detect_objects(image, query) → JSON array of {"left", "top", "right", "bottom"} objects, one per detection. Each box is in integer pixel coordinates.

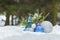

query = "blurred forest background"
[{"left": 0, "top": 0, "right": 60, "bottom": 26}]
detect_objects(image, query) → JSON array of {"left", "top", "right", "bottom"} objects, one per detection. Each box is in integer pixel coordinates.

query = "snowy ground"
[
  {"left": 0, "top": 25, "right": 59, "bottom": 40},
  {"left": 0, "top": 15, "right": 60, "bottom": 40}
]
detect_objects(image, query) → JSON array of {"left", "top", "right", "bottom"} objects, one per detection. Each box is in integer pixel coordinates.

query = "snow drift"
[{"left": 0, "top": 25, "right": 59, "bottom": 40}]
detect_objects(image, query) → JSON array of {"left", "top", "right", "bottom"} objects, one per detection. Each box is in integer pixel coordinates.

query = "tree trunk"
[
  {"left": 18, "top": 17, "right": 21, "bottom": 24},
  {"left": 5, "top": 13, "right": 10, "bottom": 26},
  {"left": 11, "top": 14, "right": 14, "bottom": 25}
]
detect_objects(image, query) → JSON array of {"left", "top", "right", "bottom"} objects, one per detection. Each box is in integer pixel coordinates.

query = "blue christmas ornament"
[
  {"left": 27, "top": 16, "right": 32, "bottom": 23},
  {"left": 24, "top": 24, "right": 31, "bottom": 31},
  {"left": 26, "top": 23, "right": 31, "bottom": 28},
  {"left": 24, "top": 16, "right": 32, "bottom": 31},
  {"left": 34, "top": 23, "right": 44, "bottom": 32}
]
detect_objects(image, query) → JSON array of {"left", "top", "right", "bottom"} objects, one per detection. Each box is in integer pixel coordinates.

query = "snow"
[
  {"left": 51, "top": 25, "right": 60, "bottom": 34},
  {"left": 0, "top": 15, "right": 60, "bottom": 40},
  {"left": 0, "top": 26, "right": 24, "bottom": 40},
  {"left": 0, "top": 25, "right": 59, "bottom": 40}
]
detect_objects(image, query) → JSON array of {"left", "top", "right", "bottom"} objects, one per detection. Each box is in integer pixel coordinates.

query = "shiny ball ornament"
[{"left": 41, "top": 21, "right": 53, "bottom": 33}]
